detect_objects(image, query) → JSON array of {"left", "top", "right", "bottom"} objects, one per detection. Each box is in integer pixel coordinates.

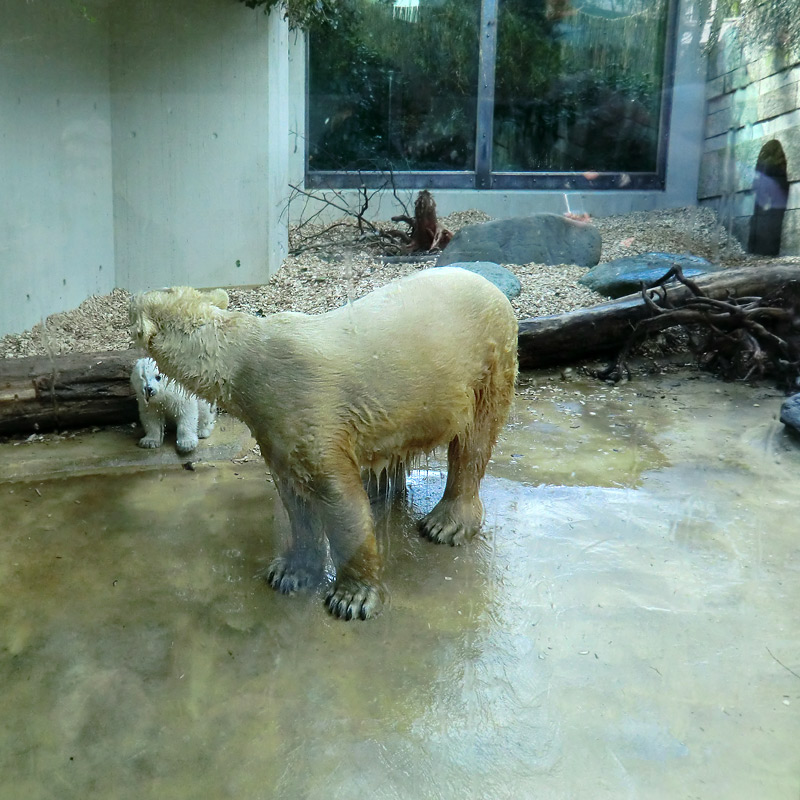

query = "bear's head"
[
  {"left": 129, "top": 286, "right": 230, "bottom": 350},
  {"left": 131, "top": 356, "right": 164, "bottom": 403},
  {"left": 129, "top": 286, "right": 231, "bottom": 404}
]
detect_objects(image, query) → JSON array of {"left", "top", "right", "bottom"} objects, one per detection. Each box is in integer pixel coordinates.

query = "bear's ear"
[
  {"left": 129, "top": 297, "right": 158, "bottom": 348},
  {"left": 131, "top": 315, "right": 157, "bottom": 349},
  {"left": 207, "top": 288, "right": 229, "bottom": 310}
]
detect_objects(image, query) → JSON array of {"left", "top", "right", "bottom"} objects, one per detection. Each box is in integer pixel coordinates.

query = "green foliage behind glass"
[
  {"left": 699, "top": 0, "right": 800, "bottom": 53},
  {"left": 239, "top": 0, "right": 339, "bottom": 30},
  {"left": 306, "top": 0, "right": 669, "bottom": 174},
  {"left": 308, "top": 0, "right": 480, "bottom": 171},
  {"left": 493, "top": 1, "right": 667, "bottom": 172}
]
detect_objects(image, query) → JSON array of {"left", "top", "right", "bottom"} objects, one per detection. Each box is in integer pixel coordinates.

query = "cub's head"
[
  {"left": 131, "top": 357, "right": 164, "bottom": 403},
  {"left": 129, "top": 286, "right": 230, "bottom": 350}
]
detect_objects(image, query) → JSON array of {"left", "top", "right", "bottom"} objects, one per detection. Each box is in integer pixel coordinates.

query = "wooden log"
[
  {"left": 2, "top": 264, "right": 799, "bottom": 434},
  {"left": 517, "top": 263, "right": 800, "bottom": 370},
  {"left": 0, "top": 350, "right": 140, "bottom": 435}
]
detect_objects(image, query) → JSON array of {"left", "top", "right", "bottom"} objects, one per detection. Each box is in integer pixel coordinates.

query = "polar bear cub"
[{"left": 131, "top": 357, "right": 217, "bottom": 452}]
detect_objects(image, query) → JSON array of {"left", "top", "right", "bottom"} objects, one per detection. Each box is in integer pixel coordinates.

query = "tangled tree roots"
[
  {"left": 595, "top": 266, "right": 800, "bottom": 389},
  {"left": 389, "top": 189, "right": 452, "bottom": 253}
]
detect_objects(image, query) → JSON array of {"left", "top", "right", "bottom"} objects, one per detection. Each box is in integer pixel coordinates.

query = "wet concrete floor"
[{"left": 1, "top": 368, "right": 799, "bottom": 799}]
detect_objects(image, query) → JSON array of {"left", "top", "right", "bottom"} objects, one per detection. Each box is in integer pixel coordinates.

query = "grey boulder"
[
  {"left": 780, "top": 393, "right": 800, "bottom": 437},
  {"left": 578, "top": 252, "right": 723, "bottom": 298},
  {"left": 437, "top": 213, "right": 602, "bottom": 268},
  {"left": 439, "top": 261, "right": 521, "bottom": 299}
]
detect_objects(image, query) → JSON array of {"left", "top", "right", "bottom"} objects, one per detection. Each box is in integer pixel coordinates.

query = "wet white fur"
[
  {"left": 131, "top": 356, "right": 217, "bottom": 453},
  {"left": 129, "top": 269, "right": 518, "bottom": 619}
]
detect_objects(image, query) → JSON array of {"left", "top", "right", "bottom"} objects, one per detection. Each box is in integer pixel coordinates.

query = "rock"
[
  {"left": 578, "top": 252, "right": 723, "bottom": 298},
  {"left": 437, "top": 213, "right": 602, "bottom": 268},
  {"left": 440, "top": 261, "right": 521, "bottom": 299},
  {"left": 779, "top": 393, "right": 800, "bottom": 436}
]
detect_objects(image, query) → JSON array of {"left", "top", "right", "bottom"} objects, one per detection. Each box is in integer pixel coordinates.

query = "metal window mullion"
[
  {"left": 475, "top": 0, "right": 498, "bottom": 190},
  {"left": 655, "top": 0, "right": 680, "bottom": 188}
]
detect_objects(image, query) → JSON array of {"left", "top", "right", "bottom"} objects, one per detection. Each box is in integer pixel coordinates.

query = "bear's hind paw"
[
  {"left": 138, "top": 436, "right": 162, "bottom": 449},
  {"left": 325, "top": 580, "right": 383, "bottom": 621},
  {"left": 261, "top": 557, "right": 321, "bottom": 595},
  {"left": 419, "top": 505, "right": 480, "bottom": 546}
]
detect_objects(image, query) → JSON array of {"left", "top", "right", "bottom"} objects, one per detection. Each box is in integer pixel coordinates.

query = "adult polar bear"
[{"left": 129, "top": 268, "right": 518, "bottom": 620}]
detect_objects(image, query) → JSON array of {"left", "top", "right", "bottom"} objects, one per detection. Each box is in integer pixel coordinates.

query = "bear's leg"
[
  {"left": 263, "top": 477, "right": 327, "bottom": 595},
  {"left": 137, "top": 397, "right": 165, "bottom": 449},
  {"left": 420, "top": 376, "right": 514, "bottom": 545},
  {"left": 418, "top": 434, "right": 487, "bottom": 545},
  {"left": 197, "top": 401, "right": 217, "bottom": 439},
  {"left": 175, "top": 401, "right": 200, "bottom": 452},
  {"left": 319, "top": 469, "right": 385, "bottom": 620}
]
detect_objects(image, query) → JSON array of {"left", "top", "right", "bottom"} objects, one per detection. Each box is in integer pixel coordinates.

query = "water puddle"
[{"left": 1, "top": 369, "right": 799, "bottom": 799}]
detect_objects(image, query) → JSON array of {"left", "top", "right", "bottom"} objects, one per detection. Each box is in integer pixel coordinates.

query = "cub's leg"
[
  {"left": 175, "top": 401, "right": 200, "bottom": 453},
  {"left": 263, "top": 476, "right": 328, "bottom": 595},
  {"left": 137, "top": 397, "right": 165, "bottom": 449},
  {"left": 197, "top": 400, "right": 217, "bottom": 439}
]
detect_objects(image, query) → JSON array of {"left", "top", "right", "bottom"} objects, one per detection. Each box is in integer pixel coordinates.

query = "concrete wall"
[
  {"left": 110, "top": 0, "right": 287, "bottom": 292},
  {"left": 0, "top": 0, "right": 116, "bottom": 338},
  {"left": 699, "top": 27, "right": 800, "bottom": 254},
  {"left": 0, "top": 0, "right": 288, "bottom": 339},
  {"left": 286, "top": 0, "right": 707, "bottom": 223}
]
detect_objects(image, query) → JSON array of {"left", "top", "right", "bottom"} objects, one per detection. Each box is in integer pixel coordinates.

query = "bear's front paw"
[
  {"left": 175, "top": 435, "right": 199, "bottom": 453},
  {"left": 197, "top": 426, "right": 214, "bottom": 439},
  {"left": 138, "top": 436, "right": 162, "bottom": 449},
  {"left": 261, "top": 556, "right": 322, "bottom": 595},
  {"left": 325, "top": 578, "right": 383, "bottom": 621}
]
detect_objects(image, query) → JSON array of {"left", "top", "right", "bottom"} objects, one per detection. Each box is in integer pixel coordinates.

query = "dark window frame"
[{"left": 305, "top": 0, "right": 679, "bottom": 192}]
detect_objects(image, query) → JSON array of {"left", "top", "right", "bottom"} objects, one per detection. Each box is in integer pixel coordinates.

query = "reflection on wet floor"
[{"left": 1, "top": 370, "right": 799, "bottom": 799}]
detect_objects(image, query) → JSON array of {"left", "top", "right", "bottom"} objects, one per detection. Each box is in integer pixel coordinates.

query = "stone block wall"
[{"left": 699, "top": 27, "right": 800, "bottom": 255}]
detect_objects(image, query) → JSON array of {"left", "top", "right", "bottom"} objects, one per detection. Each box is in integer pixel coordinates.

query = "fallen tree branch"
[
  {"left": 286, "top": 169, "right": 416, "bottom": 256},
  {"left": 5, "top": 264, "right": 800, "bottom": 436},
  {"left": 592, "top": 265, "right": 800, "bottom": 386},
  {"left": 517, "top": 263, "right": 800, "bottom": 373},
  {"left": 287, "top": 182, "right": 451, "bottom": 257}
]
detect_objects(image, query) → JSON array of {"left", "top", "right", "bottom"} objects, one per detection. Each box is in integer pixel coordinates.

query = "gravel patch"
[
  {"left": 0, "top": 206, "right": 763, "bottom": 360},
  {"left": 592, "top": 206, "right": 748, "bottom": 264},
  {"left": 0, "top": 289, "right": 134, "bottom": 360}
]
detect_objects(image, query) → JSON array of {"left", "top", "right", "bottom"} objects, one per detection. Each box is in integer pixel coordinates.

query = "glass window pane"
[
  {"left": 308, "top": 0, "right": 481, "bottom": 172},
  {"left": 493, "top": 0, "right": 669, "bottom": 173}
]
